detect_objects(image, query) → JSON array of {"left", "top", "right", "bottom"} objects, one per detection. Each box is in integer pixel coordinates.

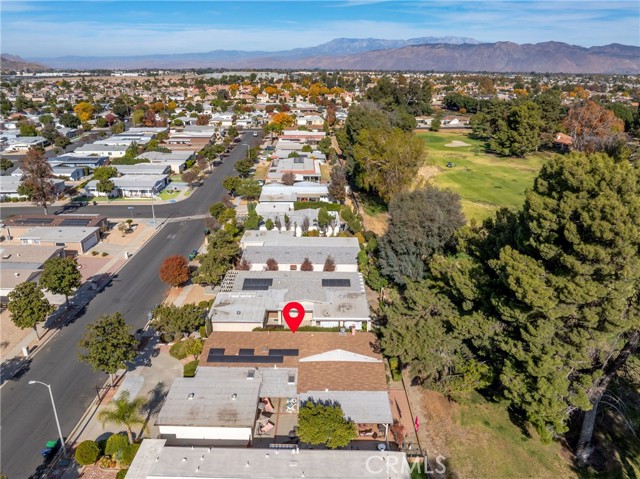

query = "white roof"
[
  {"left": 19, "top": 226, "right": 98, "bottom": 242},
  {"left": 127, "top": 440, "right": 410, "bottom": 479},
  {"left": 300, "top": 391, "right": 394, "bottom": 424},
  {"left": 156, "top": 367, "right": 260, "bottom": 428},
  {"left": 137, "top": 151, "right": 194, "bottom": 162}
]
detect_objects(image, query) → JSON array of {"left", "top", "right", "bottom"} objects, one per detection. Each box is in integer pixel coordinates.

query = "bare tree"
[
  {"left": 19, "top": 148, "right": 55, "bottom": 214},
  {"left": 281, "top": 172, "right": 296, "bottom": 186}
]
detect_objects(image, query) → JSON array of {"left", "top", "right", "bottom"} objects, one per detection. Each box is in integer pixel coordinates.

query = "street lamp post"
[
  {"left": 128, "top": 206, "right": 134, "bottom": 219},
  {"left": 242, "top": 143, "right": 250, "bottom": 159},
  {"left": 151, "top": 194, "right": 157, "bottom": 229},
  {"left": 28, "top": 381, "right": 67, "bottom": 458}
]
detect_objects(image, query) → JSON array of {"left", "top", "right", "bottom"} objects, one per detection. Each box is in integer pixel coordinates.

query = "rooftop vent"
[
  {"left": 247, "top": 370, "right": 255, "bottom": 380},
  {"left": 188, "top": 393, "right": 195, "bottom": 400},
  {"left": 231, "top": 393, "right": 238, "bottom": 400}
]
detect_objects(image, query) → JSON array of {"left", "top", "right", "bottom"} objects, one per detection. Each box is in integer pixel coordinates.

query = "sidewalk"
[
  {"left": 0, "top": 220, "right": 165, "bottom": 385},
  {"left": 57, "top": 333, "right": 183, "bottom": 479}
]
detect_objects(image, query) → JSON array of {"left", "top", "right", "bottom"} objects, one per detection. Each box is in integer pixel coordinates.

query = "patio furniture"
[
  {"left": 263, "top": 398, "right": 275, "bottom": 413},
  {"left": 259, "top": 421, "right": 275, "bottom": 435}
]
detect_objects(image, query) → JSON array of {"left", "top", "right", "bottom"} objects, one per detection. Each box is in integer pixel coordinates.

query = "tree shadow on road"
[{"left": 0, "top": 356, "right": 32, "bottom": 385}]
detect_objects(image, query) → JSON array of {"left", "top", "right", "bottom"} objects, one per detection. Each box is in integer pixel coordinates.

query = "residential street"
[
  {"left": 0, "top": 130, "right": 262, "bottom": 220},
  {"left": 0, "top": 131, "right": 262, "bottom": 479}
]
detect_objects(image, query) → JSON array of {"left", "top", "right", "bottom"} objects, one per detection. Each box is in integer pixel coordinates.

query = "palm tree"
[{"left": 97, "top": 391, "right": 146, "bottom": 443}]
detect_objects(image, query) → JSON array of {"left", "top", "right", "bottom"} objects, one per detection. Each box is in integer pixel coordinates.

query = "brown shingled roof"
[{"left": 199, "top": 331, "right": 387, "bottom": 393}]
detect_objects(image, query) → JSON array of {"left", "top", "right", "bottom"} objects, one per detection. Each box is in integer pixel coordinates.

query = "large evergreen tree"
[
  {"left": 429, "top": 152, "right": 640, "bottom": 459},
  {"left": 379, "top": 186, "right": 465, "bottom": 284}
]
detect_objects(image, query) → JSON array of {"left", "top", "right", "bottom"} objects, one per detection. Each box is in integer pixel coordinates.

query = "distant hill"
[
  {"left": 264, "top": 41, "right": 640, "bottom": 74},
  {"left": 0, "top": 54, "right": 49, "bottom": 72},
  {"left": 24, "top": 36, "right": 480, "bottom": 70},
  {"left": 15, "top": 38, "right": 640, "bottom": 73}
]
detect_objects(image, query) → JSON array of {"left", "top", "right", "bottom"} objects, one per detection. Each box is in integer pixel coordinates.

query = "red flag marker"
[
  {"left": 415, "top": 416, "right": 420, "bottom": 432},
  {"left": 283, "top": 302, "right": 305, "bottom": 333}
]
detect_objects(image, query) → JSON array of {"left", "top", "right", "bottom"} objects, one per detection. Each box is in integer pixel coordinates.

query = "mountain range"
[
  {"left": 0, "top": 54, "right": 49, "bottom": 72},
  {"left": 5, "top": 37, "right": 639, "bottom": 73}
]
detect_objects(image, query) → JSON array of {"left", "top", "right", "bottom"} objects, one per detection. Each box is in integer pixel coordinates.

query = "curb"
[{"left": 0, "top": 219, "right": 171, "bottom": 386}]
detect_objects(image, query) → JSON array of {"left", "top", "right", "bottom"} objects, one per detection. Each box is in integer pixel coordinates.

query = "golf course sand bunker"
[{"left": 444, "top": 140, "right": 471, "bottom": 147}]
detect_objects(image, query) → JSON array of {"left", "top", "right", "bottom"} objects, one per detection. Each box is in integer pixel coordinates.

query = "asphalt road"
[
  {"left": 0, "top": 131, "right": 262, "bottom": 479},
  {"left": 0, "top": 130, "right": 262, "bottom": 220}
]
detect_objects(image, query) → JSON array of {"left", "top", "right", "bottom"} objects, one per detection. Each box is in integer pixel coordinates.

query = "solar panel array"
[
  {"left": 242, "top": 278, "right": 273, "bottom": 291},
  {"left": 206, "top": 347, "right": 299, "bottom": 364},
  {"left": 60, "top": 219, "right": 91, "bottom": 226},
  {"left": 321, "top": 278, "right": 351, "bottom": 287},
  {"left": 16, "top": 218, "right": 54, "bottom": 225}
]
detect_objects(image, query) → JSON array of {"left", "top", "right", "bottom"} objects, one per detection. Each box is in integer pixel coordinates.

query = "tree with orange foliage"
[
  {"left": 159, "top": 255, "right": 190, "bottom": 287},
  {"left": 563, "top": 100, "right": 625, "bottom": 154}
]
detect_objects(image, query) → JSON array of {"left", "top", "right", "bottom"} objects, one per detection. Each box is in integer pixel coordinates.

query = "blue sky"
[{"left": 1, "top": 1, "right": 639, "bottom": 58}]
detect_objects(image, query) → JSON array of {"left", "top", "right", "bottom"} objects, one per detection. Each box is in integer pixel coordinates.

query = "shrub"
[
  {"left": 116, "top": 470, "right": 129, "bottom": 479},
  {"left": 293, "top": 201, "right": 341, "bottom": 211},
  {"left": 300, "top": 257, "right": 313, "bottom": 271},
  {"left": 389, "top": 357, "right": 402, "bottom": 382},
  {"left": 199, "top": 326, "right": 208, "bottom": 338},
  {"left": 184, "top": 360, "right": 199, "bottom": 377},
  {"left": 105, "top": 433, "right": 129, "bottom": 457},
  {"left": 97, "top": 439, "right": 108, "bottom": 454},
  {"left": 91, "top": 251, "right": 99, "bottom": 256},
  {"left": 266, "top": 258, "right": 278, "bottom": 271},
  {"left": 169, "top": 341, "right": 188, "bottom": 360},
  {"left": 120, "top": 443, "right": 140, "bottom": 467},
  {"left": 101, "top": 251, "right": 109, "bottom": 257},
  {"left": 75, "top": 440, "right": 100, "bottom": 465},
  {"left": 11, "top": 197, "right": 19, "bottom": 202}
]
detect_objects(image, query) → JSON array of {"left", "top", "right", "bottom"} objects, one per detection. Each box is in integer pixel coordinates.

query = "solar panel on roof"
[
  {"left": 242, "top": 278, "right": 273, "bottom": 291},
  {"left": 18, "top": 218, "right": 54, "bottom": 225},
  {"left": 210, "top": 348, "right": 225, "bottom": 355},
  {"left": 322, "top": 278, "right": 351, "bottom": 287},
  {"left": 268, "top": 349, "right": 299, "bottom": 357},
  {"left": 238, "top": 348, "right": 255, "bottom": 356},
  {"left": 60, "top": 219, "right": 91, "bottom": 226}
]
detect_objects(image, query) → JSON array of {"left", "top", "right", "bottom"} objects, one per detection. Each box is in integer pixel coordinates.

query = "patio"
[{"left": 253, "top": 397, "right": 300, "bottom": 447}]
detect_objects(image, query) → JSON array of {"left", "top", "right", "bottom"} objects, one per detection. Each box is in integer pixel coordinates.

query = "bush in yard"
[
  {"left": 184, "top": 360, "right": 199, "bottom": 377},
  {"left": 105, "top": 433, "right": 129, "bottom": 457},
  {"left": 120, "top": 443, "right": 140, "bottom": 467},
  {"left": 199, "top": 326, "right": 208, "bottom": 338},
  {"left": 75, "top": 440, "right": 100, "bottom": 465},
  {"left": 169, "top": 341, "right": 188, "bottom": 360},
  {"left": 116, "top": 469, "right": 129, "bottom": 479}
]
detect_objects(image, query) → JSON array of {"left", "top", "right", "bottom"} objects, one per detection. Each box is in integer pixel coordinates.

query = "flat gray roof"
[
  {"left": 300, "top": 391, "right": 393, "bottom": 424},
  {"left": 0, "top": 245, "right": 63, "bottom": 265},
  {"left": 240, "top": 230, "right": 358, "bottom": 249},
  {"left": 211, "top": 271, "right": 369, "bottom": 324},
  {"left": 75, "top": 144, "right": 128, "bottom": 152},
  {"left": 137, "top": 151, "right": 193, "bottom": 162},
  {"left": 19, "top": 226, "right": 98, "bottom": 243},
  {"left": 129, "top": 441, "right": 411, "bottom": 479},
  {"left": 114, "top": 164, "right": 171, "bottom": 175},
  {"left": 156, "top": 368, "right": 261, "bottom": 428},
  {"left": 242, "top": 245, "right": 359, "bottom": 266}
]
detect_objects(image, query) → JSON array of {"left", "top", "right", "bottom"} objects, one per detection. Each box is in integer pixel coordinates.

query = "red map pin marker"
[{"left": 282, "top": 302, "right": 305, "bottom": 333}]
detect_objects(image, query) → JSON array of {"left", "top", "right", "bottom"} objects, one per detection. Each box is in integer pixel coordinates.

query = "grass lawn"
[
  {"left": 417, "top": 130, "right": 550, "bottom": 223},
  {"left": 320, "top": 163, "right": 331, "bottom": 183},
  {"left": 434, "top": 391, "right": 576, "bottom": 479},
  {"left": 253, "top": 164, "right": 269, "bottom": 180},
  {"left": 158, "top": 189, "right": 180, "bottom": 200}
]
